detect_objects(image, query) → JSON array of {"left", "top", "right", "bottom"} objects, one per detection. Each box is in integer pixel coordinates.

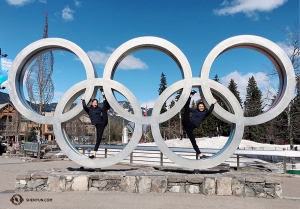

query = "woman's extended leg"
[
  {"left": 186, "top": 129, "right": 201, "bottom": 154},
  {"left": 182, "top": 97, "right": 191, "bottom": 126},
  {"left": 182, "top": 96, "right": 201, "bottom": 155},
  {"left": 93, "top": 123, "right": 105, "bottom": 152},
  {"left": 102, "top": 100, "right": 110, "bottom": 126}
]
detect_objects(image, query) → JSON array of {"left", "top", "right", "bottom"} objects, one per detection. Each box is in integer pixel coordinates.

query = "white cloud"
[
  {"left": 86, "top": 51, "right": 110, "bottom": 65},
  {"left": 39, "top": 0, "right": 47, "bottom": 3},
  {"left": 220, "top": 71, "right": 278, "bottom": 106},
  {"left": 214, "top": 0, "right": 288, "bottom": 20},
  {"left": 119, "top": 55, "right": 148, "bottom": 70},
  {"left": 6, "top": 0, "right": 33, "bottom": 6},
  {"left": 74, "top": 0, "right": 81, "bottom": 7},
  {"left": 106, "top": 46, "right": 115, "bottom": 52},
  {"left": 62, "top": 5, "right": 74, "bottom": 21},
  {"left": 86, "top": 50, "right": 148, "bottom": 70}
]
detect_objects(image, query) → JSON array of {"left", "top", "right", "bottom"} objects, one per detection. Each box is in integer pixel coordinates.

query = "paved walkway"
[{"left": 0, "top": 157, "right": 300, "bottom": 209}]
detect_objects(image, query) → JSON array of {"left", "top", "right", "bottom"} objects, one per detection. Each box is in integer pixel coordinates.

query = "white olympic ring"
[{"left": 8, "top": 35, "right": 295, "bottom": 169}]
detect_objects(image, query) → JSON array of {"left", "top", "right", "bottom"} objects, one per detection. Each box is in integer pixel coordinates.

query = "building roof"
[
  {"left": 0, "top": 103, "right": 10, "bottom": 110},
  {"left": 0, "top": 92, "right": 11, "bottom": 105}
]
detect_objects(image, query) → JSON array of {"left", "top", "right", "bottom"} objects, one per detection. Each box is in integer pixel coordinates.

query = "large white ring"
[{"left": 8, "top": 36, "right": 295, "bottom": 169}]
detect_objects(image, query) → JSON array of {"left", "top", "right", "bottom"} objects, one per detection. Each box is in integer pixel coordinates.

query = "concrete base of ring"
[{"left": 15, "top": 165, "right": 282, "bottom": 198}]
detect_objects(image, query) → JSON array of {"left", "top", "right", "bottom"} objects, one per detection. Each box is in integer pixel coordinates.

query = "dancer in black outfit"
[
  {"left": 182, "top": 90, "right": 217, "bottom": 159},
  {"left": 81, "top": 89, "right": 110, "bottom": 159}
]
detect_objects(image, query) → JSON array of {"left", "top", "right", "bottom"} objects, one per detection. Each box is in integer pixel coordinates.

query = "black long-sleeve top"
[
  {"left": 189, "top": 104, "right": 214, "bottom": 128},
  {"left": 82, "top": 100, "right": 103, "bottom": 125}
]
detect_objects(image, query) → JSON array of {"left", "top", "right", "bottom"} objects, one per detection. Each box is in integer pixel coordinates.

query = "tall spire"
[
  {"left": 43, "top": 11, "right": 48, "bottom": 38},
  {"left": 26, "top": 10, "right": 54, "bottom": 113}
]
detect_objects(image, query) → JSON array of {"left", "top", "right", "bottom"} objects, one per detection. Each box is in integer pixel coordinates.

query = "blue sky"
[{"left": 0, "top": 0, "right": 298, "bottom": 109}]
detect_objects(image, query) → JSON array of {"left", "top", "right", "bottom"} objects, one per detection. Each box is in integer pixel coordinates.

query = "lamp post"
[
  {"left": 0, "top": 48, "right": 8, "bottom": 58},
  {"left": 179, "top": 111, "right": 182, "bottom": 140}
]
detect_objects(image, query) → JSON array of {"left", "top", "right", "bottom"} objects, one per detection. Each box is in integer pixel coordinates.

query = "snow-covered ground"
[
  {"left": 139, "top": 136, "right": 298, "bottom": 151},
  {"left": 67, "top": 137, "right": 300, "bottom": 172}
]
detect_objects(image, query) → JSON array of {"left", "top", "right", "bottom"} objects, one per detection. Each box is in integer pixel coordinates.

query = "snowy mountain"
[
  {"left": 43, "top": 101, "right": 153, "bottom": 117},
  {"left": 109, "top": 101, "right": 152, "bottom": 117}
]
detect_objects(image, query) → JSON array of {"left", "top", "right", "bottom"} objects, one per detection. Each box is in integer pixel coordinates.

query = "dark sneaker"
[
  {"left": 200, "top": 154, "right": 209, "bottom": 159},
  {"left": 190, "top": 90, "right": 197, "bottom": 95},
  {"left": 100, "top": 87, "right": 105, "bottom": 96},
  {"left": 89, "top": 155, "right": 95, "bottom": 159}
]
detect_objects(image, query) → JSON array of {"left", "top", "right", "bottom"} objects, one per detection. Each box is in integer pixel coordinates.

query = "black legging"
[
  {"left": 94, "top": 100, "right": 110, "bottom": 151},
  {"left": 182, "top": 97, "right": 201, "bottom": 154}
]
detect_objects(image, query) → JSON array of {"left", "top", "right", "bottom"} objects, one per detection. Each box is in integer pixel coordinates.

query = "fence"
[{"left": 72, "top": 144, "right": 300, "bottom": 173}]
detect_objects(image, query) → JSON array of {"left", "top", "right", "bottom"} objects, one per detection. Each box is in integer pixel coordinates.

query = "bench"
[{"left": 23, "top": 142, "right": 46, "bottom": 157}]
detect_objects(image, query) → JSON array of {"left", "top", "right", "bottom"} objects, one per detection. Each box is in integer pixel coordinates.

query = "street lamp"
[
  {"left": 0, "top": 48, "right": 8, "bottom": 58},
  {"left": 179, "top": 111, "right": 182, "bottom": 140}
]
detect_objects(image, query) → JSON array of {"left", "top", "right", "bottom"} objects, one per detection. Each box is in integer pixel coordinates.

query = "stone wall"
[{"left": 15, "top": 172, "right": 282, "bottom": 198}]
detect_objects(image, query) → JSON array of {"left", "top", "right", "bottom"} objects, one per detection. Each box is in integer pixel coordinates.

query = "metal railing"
[{"left": 72, "top": 144, "right": 300, "bottom": 173}]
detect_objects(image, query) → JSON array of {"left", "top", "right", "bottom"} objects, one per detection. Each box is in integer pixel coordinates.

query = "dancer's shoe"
[
  {"left": 190, "top": 90, "right": 197, "bottom": 95},
  {"left": 200, "top": 154, "right": 209, "bottom": 159}
]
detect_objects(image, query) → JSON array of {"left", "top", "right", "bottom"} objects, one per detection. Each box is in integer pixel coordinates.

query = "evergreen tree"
[
  {"left": 214, "top": 74, "right": 220, "bottom": 83},
  {"left": 175, "top": 88, "right": 183, "bottom": 102},
  {"left": 158, "top": 73, "right": 168, "bottom": 129},
  {"left": 263, "top": 97, "right": 288, "bottom": 145},
  {"left": 244, "top": 76, "right": 263, "bottom": 117},
  {"left": 218, "top": 79, "right": 243, "bottom": 137},
  {"left": 228, "top": 79, "right": 242, "bottom": 107},
  {"left": 243, "top": 76, "right": 265, "bottom": 142},
  {"left": 158, "top": 72, "right": 168, "bottom": 114},
  {"left": 27, "top": 128, "right": 36, "bottom": 142}
]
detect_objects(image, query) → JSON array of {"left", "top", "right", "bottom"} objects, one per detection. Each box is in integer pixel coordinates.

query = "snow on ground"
[
  {"left": 72, "top": 137, "right": 299, "bottom": 172},
  {"left": 139, "top": 136, "right": 298, "bottom": 151}
]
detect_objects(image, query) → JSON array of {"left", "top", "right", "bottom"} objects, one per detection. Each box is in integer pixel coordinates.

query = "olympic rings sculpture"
[{"left": 8, "top": 35, "right": 295, "bottom": 169}]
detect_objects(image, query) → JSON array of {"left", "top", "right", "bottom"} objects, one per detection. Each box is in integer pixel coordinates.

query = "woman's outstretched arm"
[
  {"left": 81, "top": 96, "right": 89, "bottom": 113},
  {"left": 206, "top": 99, "right": 217, "bottom": 116}
]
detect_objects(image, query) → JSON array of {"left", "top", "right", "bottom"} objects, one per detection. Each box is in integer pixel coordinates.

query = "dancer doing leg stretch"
[
  {"left": 81, "top": 88, "right": 110, "bottom": 159},
  {"left": 182, "top": 90, "right": 217, "bottom": 159}
]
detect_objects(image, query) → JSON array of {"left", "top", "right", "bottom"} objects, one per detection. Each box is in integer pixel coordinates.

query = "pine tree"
[
  {"left": 175, "top": 88, "right": 183, "bottom": 102},
  {"left": 219, "top": 79, "right": 243, "bottom": 137},
  {"left": 158, "top": 73, "right": 168, "bottom": 114},
  {"left": 158, "top": 72, "right": 167, "bottom": 94},
  {"left": 228, "top": 79, "right": 242, "bottom": 107},
  {"left": 158, "top": 73, "right": 168, "bottom": 129},
  {"left": 264, "top": 98, "right": 288, "bottom": 145},
  {"left": 243, "top": 76, "right": 265, "bottom": 142},
  {"left": 214, "top": 74, "right": 220, "bottom": 83},
  {"left": 244, "top": 76, "right": 262, "bottom": 117},
  {"left": 27, "top": 128, "right": 36, "bottom": 142}
]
